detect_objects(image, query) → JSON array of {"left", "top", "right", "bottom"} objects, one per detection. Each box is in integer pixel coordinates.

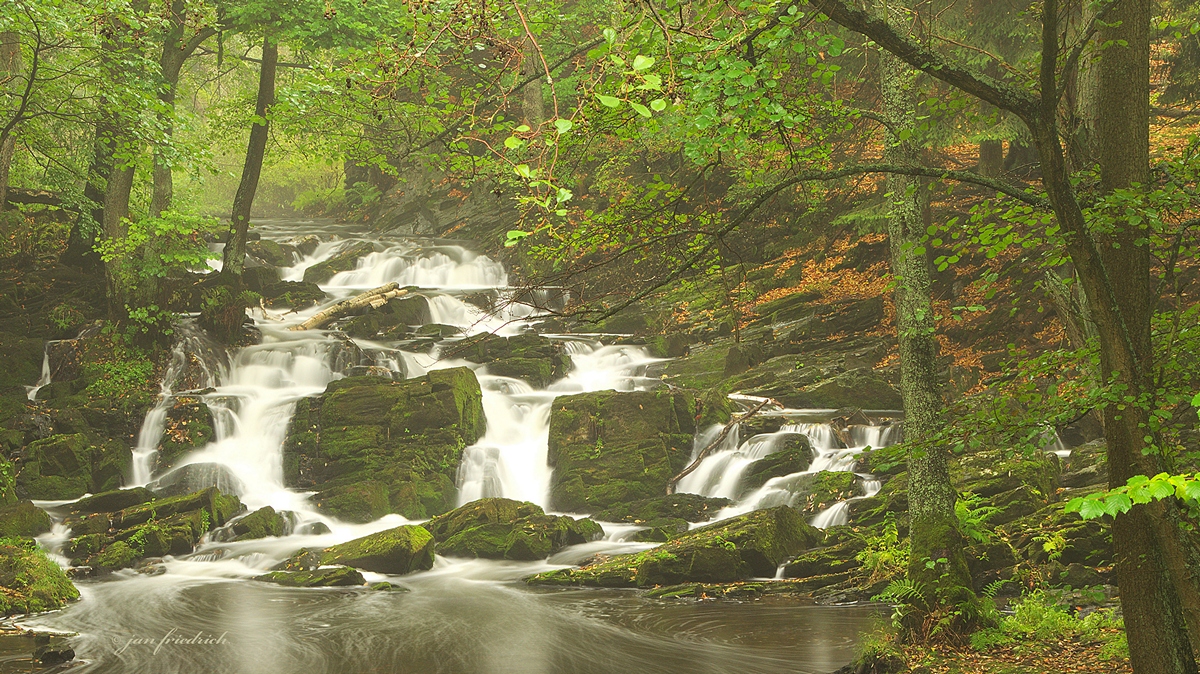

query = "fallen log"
[
  {"left": 666, "top": 398, "right": 774, "bottom": 495},
  {"left": 4, "top": 187, "right": 69, "bottom": 208},
  {"left": 289, "top": 282, "right": 407, "bottom": 331}
]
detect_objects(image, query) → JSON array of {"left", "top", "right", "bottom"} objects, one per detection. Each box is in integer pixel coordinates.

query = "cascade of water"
[
  {"left": 130, "top": 320, "right": 226, "bottom": 486},
  {"left": 457, "top": 340, "right": 658, "bottom": 509},
  {"left": 327, "top": 244, "right": 508, "bottom": 290},
  {"left": 24, "top": 342, "right": 54, "bottom": 401}
]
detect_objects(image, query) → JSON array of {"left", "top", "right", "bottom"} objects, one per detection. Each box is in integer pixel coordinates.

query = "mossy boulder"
[
  {"left": 69, "top": 487, "right": 156, "bottom": 515},
  {"left": 546, "top": 389, "right": 697, "bottom": 512},
  {"left": 154, "top": 397, "right": 215, "bottom": 472},
  {"left": 230, "top": 506, "right": 291, "bottom": 541},
  {"left": 424, "top": 498, "right": 603, "bottom": 560},
  {"left": 1059, "top": 439, "right": 1108, "bottom": 488},
  {"left": 591, "top": 493, "right": 732, "bottom": 524},
  {"left": 0, "top": 500, "right": 52, "bottom": 537},
  {"left": 0, "top": 457, "right": 16, "bottom": 505},
  {"left": 528, "top": 505, "right": 821, "bottom": 587},
  {"left": 1002, "top": 501, "right": 1112, "bottom": 567},
  {"left": 0, "top": 331, "right": 46, "bottom": 393},
  {"left": 795, "top": 471, "right": 859, "bottom": 515},
  {"left": 738, "top": 434, "right": 814, "bottom": 496},
  {"left": 0, "top": 537, "right": 79, "bottom": 615},
  {"left": 254, "top": 566, "right": 365, "bottom": 587},
  {"left": 70, "top": 488, "right": 243, "bottom": 572},
  {"left": 781, "top": 538, "right": 864, "bottom": 579},
  {"left": 342, "top": 295, "right": 430, "bottom": 340},
  {"left": 303, "top": 241, "right": 375, "bottom": 284},
  {"left": 16, "top": 433, "right": 131, "bottom": 500},
  {"left": 261, "top": 281, "right": 327, "bottom": 309},
  {"left": 280, "top": 525, "right": 435, "bottom": 575},
  {"left": 953, "top": 449, "right": 1060, "bottom": 499},
  {"left": 453, "top": 333, "right": 572, "bottom": 388},
  {"left": 246, "top": 240, "right": 300, "bottom": 267},
  {"left": 283, "top": 368, "right": 485, "bottom": 520}
]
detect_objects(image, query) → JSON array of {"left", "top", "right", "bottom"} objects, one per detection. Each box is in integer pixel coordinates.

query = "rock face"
[
  {"left": 62, "top": 487, "right": 243, "bottom": 573},
  {"left": 423, "top": 498, "right": 603, "bottom": 561},
  {"left": 303, "top": 242, "right": 375, "bottom": 284},
  {"left": 737, "top": 434, "right": 814, "bottom": 496},
  {"left": 153, "top": 397, "right": 215, "bottom": 472},
  {"left": 254, "top": 566, "right": 365, "bottom": 587},
  {"left": 0, "top": 538, "right": 80, "bottom": 615},
  {"left": 529, "top": 506, "right": 822, "bottom": 587},
  {"left": 547, "top": 390, "right": 697, "bottom": 512},
  {"left": 0, "top": 500, "right": 52, "bottom": 537},
  {"left": 15, "top": 433, "right": 130, "bottom": 500},
  {"left": 280, "top": 525, "right": 435, "bottom": 575},
  {"left": 452, "top": 334, "right": 572, "bottom": 388},
  {"left": 283, "top": 368, "right": 486, "bottom": 520}
]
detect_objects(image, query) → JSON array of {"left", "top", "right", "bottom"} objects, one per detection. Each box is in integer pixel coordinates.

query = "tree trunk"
[
  {"left": 1093, "top": 0, "right": 1200, "bottom": 666},
  {"left": 61, "top": 125, "right": 113, "bottom": 269},
  {"left": 220, "top": 37, "right": 277, "bottom": 282},
  {"left": 977, "top": 140, "right": 1003, "bottom": 177},
  {"left": 102, "top": 160, "right": 135, "bottom": 317},
  {"left": 879, "top": 25, "right": 973, "bottom": 620},
  {"left": 0, "top": 32, "right": 21, "bottom": 211},
  {"left": 521, "top": 35, "right": 545, "bottom": 126}
]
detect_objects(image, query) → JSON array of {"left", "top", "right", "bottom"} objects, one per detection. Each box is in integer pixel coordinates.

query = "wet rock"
[
  {"left": 342, "top": 295, "right": 430, "bottom": 340},
  {"left": 528, "top": 505, "right": 822, "bottom": 587},
  {"left": 846, "top": 473, "right": 907, "bottom": 528},
  {"left": 15, "top": 433, "right": 130, "bottom": 500},
  {"left": 782, "top": 538, "right": 864, "bottom": 579},
  {"left": 254, "top": 566, "right": 366, "bottom": 587},
  {"left": 283, "top": 367, "right": 485, "bottom": 520},
  {"left": 0, "top": 500, "right": 52, "bottom": 538},
  {"left": 1059, "top": 439, "right": 1107, "bottom": 488},
  {"left": 154, "top": 397, "right": 215, "bottom": 472},
  {"left": 246, "top": 240, "right": 300, "bottom": 268},
  {"left": 148, "top": 463, "right": 246, "bottom": 498},
  {"left": 1002, "top": 500, "right": 1112, "bottom": 568},
  {"left": 303, "top": 241, "right": 376, "bottom": 284},
  {"left": 591, "top": 494, "right": 733, "bottom": 524},
  {"left": 69, "top": 487, "right": 156, "bottom": 515},
  {"left": 628, "top": 517, "right": 690, "bottom": 542},
  {"left": 34, "top": 643, "right": 76, "bottom": 665},
  {"left": 281, "top": 525, "right": 435, "bottom": 575},
  {"left": 424, "top": 498, "right": 603, "bottom": 560},
  {"left": 261, "top": 280, "right": 327, "bottom": 309},
  {"left": 0, "top": 538, "right": 79, "bottom": 615},
  {"left": 953, "top": 449, "right": 1060, "bottom": 498},
  {"left": 286, "top": 235, "right": 320, "bottom": 257},
  {"left": 242, "top": 263, "right": 280, "bottom": 293},
  {"left": 452, "top": 333, "right": 572, "bottom": 388},
  {"left": 0, "top": 331, "right": 45, "bottom": 393},
  {"left": 738, "top": 434, "right": 814, "bottom": 496},
  {"left": 546, "top": 390, "right": 696, "bottom": 512},
  {"left": 230, "top": 506, "right": 292, "bottom": 541},
  {"left": 113, "top": 486, "right": 242, "bottom": 530}
]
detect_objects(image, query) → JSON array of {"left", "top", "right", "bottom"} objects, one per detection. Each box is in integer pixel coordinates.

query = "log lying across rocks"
[
  {"left": 290, "top": 282, "right": 408, "bottom": 331},
  {"left": 666, "top": 398, "right": 774, "bottom": 495}
]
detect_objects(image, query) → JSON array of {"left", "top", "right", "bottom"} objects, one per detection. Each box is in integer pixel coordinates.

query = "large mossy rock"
[
  {"left": 280, "top": 525, "right": 435, "bottom": 575},
  {"left": 342, "top": 295, "right": 430, "bottom": 341},
  {"left": 153, "top": 397, "right": 215, "bottom": 472},
  {"left": 64, "top": 487, "right": 243, "bottom": 573},
  {"left": 229, "top": 506, "right": 292, "bottom": 541},
  {"left": 547, "top": 389, "right": 697, "bottom": 512},
  {"left": 0, "top": 537, "right": 79, "bottom": 615},
  {"left": 254, "top": 566, "right": 365, "bottom": 587},
  {"left": 69, "top": 487, "right": 156, "bottom": 515},
  {"left": 423, "top": 498, "right": 602, "bottom": 561},
  {"left": 303, "top": 241, "right": 375, "bottom": 284},
  {"left": 284, "top": 368, "right": 485, "bottom": 521},
  {"left": 528, "top": 505, "right": 822, "bottom": 587},
  {"left": 246, "top": 240, "right": 300, "bottom": 268},
  {"left": 453, "top": 333, "right": 572, "bottom": 388},
  {"left": 953, "top": 449, "right": 1060, "bottom": 499},
  {"left": 0, "top": 500, "right": 52, "bottom": 537},
  {"left": 738, "top": 434, "right": 814, "bottom": 496},
  {"left": 15, "top": 433, "right": 130, "bottom": 500},
  {"left": 591, "top": 493, "right": 732, "bottom": 524}
]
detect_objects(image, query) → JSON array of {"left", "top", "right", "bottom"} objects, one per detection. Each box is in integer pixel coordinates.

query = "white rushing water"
[{"left": 678, "top": 415, "right": 901, "bottom": 528}]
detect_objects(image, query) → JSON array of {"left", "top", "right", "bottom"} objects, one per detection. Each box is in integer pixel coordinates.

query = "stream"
[{"left": 21, "top": 220, "right": 894, "bottom": 674}]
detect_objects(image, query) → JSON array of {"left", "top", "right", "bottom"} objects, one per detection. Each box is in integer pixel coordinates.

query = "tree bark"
[
  {"left": 521, "top": 35, "right": 545, "bottom": 126},
  {"left": 220, "top": 37, "right": 277, "bottom": 282},
  {"left": 977, "top": 140, "right": 1003, "bottom": 177},
  {"left": 102, "top": 160, "right": 135, "bottom": 317},
  {"left": 0, "top": 32, "right": 21, "bottom": 211},
  {"left": 877, "top": 5, "right": 973, "bottom": 620}
]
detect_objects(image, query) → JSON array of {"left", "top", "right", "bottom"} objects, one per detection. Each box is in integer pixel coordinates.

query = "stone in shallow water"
[
  {"left": 148, "top": 463, "right": 246, "bottom": 499},
  {"left": 278, "top": 525, "right": 435, "bottom": 575},
  {"left": 424, "top": 497, "right": 603, "bottom": 561},
  {"left": 254, "top": 566, "right": 365, "bottom": 587},
  {"left": 68, "top": 487, "right": 156, "bottom": 515}
]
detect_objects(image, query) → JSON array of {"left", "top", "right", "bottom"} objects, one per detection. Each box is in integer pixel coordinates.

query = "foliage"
[
  {"left": 969, "top": 591, "right": 1128, "bottom": 661},
  {"left": 856, "top": 513, "right": 909, "bottom": 583},
  {"left": 955, "top": 492, "right": 1000, "bottom": 544}
]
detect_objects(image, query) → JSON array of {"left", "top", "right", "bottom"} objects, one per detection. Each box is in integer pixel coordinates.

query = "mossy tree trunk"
[
  {"left": 0, "top": 32, "right": 19, "bottom": 212},
  {"left": 877, "top": 10, "right": 974, "bottom": 625},
  {"left": 220, "top": 36, "right": 277, "bottom": 283},
  {"left": 1092, "top": 0, "right": 1200, "bottom": 667}
]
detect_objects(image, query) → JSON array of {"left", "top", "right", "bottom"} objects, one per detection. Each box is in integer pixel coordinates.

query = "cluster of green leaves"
[
  {"left": 856, "top": 513, "right": 910, "bottom": 583},
  {"left": 970, "top": 590, "right": 1127, "bottom": 660}
]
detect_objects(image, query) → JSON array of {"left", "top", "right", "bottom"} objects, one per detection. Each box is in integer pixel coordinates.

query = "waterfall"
[
  {"left": 24, "top": 342, "right": 53, "bottom": 401},
  {"left": 457, "top": 340, "right": 658, "bottom": 509}
]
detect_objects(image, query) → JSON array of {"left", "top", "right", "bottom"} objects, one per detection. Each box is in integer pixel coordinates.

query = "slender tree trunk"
[
  {"left": 102, "top": 159, "right": 135, "bottom": 317},
  {"left": 0, "top": 32, "right": 21, "bottom": 211},
  {"left": 221, "top": 37, "right": 277, "bottom": 282},
  {"left": 878, "top": 16, "right": 973, "bottom": 622},
  {"left": 521, "top": 35, "right": 545, "bottom": 126},
  {"left": 61, "top": 125, "right": 112, "bottom": 269}
]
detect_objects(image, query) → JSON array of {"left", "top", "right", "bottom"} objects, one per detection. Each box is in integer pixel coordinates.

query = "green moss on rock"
[
  {"left": 303, "top": 241, "right": 375, "bottom": 284},
  {"left": 231, "top": 506, "right": 291, "bottom": 541},
  {"left": 738, "top": 434, "right": 814, "bottom": 496},
  {"left": 0, "top": 500, "right": 52, "bottom": 537},
  {"left": 528, "top": 505, "right": 821, "bottom": 587},
  {"left": 284, "top": 368, "right": 485, "bottom": 519},
  {"left": 425, "top": 498, "right": 603, "bottom": 561},
  {"left": 281, "top": 525, "right": 435, "bottom": 575},
  {"left": 591, "top": 493, "right": 732, "bottom": 524},
  {"left": 254, "top": 566, "right": 365, "bottom": 587},
  {"left": 547, "top": 389, "right": 697, "bottom": 512},
  {"left": 0, "top": 537, "right": 79, "bottom": 615}
]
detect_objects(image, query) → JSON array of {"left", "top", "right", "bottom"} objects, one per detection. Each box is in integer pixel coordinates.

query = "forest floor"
[{"left": 899, "top": 643, "right": 1131, "bottom": 674}]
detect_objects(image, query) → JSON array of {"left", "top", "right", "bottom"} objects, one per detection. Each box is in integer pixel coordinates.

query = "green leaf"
[
  {"left": 630, "top": 102, "right": 652, "bottom": 118},
  {"left": 514, "top": 164, "right": 533, "bottom": 179},
  {"left": 553, "top": 118, "right": 573, "bottom": 134},
  {"left": 597, "top": 94, "right": 621, "bottom": 108},
  {"left": 632, "top": 54, "right": 655, "bottom": 71},
  {"left": 650, "top": 98, "right": 667, "bottom": 112},
  {"left": 603, "top": 27, "right": 617, "bottom": 44},
  {"left": 503, "top": 136, "right": 523, "bottom": 150},
  {"left": 504, "top": 230, "right": 529, "bottom": 247},
  {"left": 513, "top": 124, "right": 531, "bottom": 133}
]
